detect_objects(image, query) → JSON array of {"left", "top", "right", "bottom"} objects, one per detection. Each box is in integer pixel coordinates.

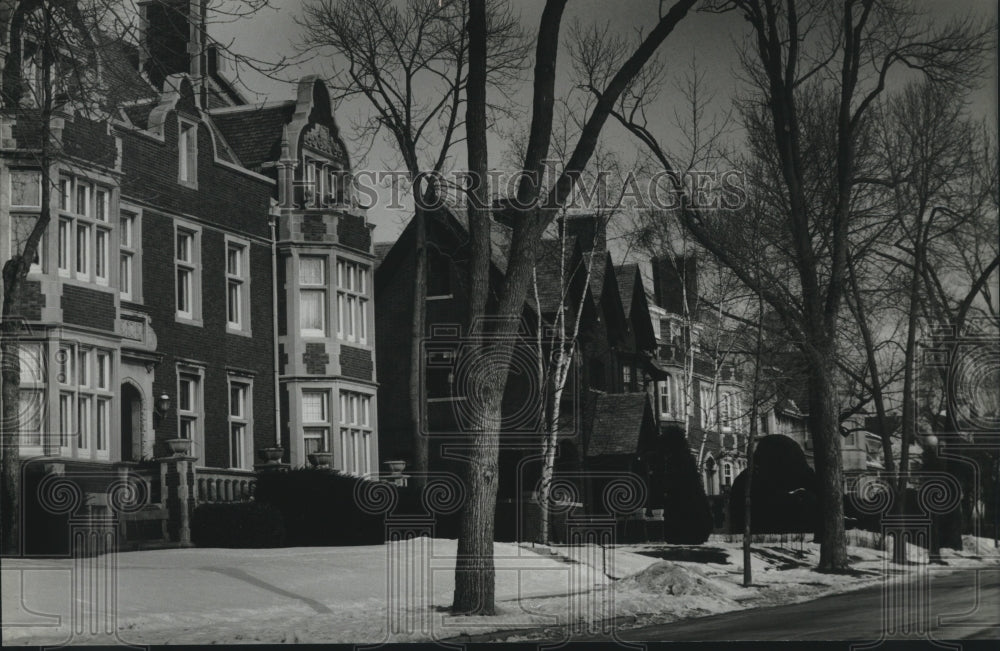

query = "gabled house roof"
[
  {"left": 615, "top": 263, "right": 657, "bottom": 352},
  {"left": 210, "top": 102, "right": 296, "bottom": 171},
  {"left": 586, "top": 392, "right": 656, "bottom": 457}
]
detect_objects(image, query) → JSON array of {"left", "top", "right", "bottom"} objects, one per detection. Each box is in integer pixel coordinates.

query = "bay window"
[{"left": 299, "top": 256, "right": 327, "bottom": 337}]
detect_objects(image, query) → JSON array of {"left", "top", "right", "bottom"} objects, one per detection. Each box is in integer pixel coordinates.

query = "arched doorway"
[{"left": 121, "top": 382, "right": 143, "bottom": 462}]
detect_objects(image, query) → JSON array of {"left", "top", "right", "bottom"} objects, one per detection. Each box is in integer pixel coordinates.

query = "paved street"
[{"left": 459, "top": 568, "right": 1000, "bottom": 643}]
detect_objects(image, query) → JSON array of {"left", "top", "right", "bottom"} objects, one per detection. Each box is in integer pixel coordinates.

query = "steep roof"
[
  {"left": 534, "top": 236, "right": 592, "bottom": 315},
  {"left": 210, "top": 102, "right": 296, "bottom": 170},
  {"left": 374, "top": 242, "right": 394, "bottom": 269},
  {"left": 615, "top": 263, "right": 639, "bottom": 318},
  {"left": 586, "top": 392, "right": 654, "bottom": 457}
]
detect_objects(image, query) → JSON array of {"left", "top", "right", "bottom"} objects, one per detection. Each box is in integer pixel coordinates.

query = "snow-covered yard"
[{"left": 3, "top": 534, "right": 998, "bottom": 645}]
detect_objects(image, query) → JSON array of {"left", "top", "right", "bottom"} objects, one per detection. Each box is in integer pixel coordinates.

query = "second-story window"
[
  {"left": 302, "top": 390, "right": 330, "bottom": 455},
  {"left": 226, "top": 239, "right": 250, "bottom": 333},
  {"left": 119, "top": 209, "right": 140, "bottom": 302},
  {"left": 299, "top": 256, "right": 327, "bottom": 337},
  {"left": 58, "top": 175, "right": 114, "bottom": 286},
  {"left": 174, "top": 224, "right": 201, "bottom": 323},
  {"left": 337, "top": 259, "right": 368, "bottom": 344},
  {"left": 658, "top": 375, "right": 675, "bottom": 418},
  {"left": 228, "top": 379, "right": 252, "bottom": 469},
  {"left": 178, "top": 120, "right": 198, "bottom": 185},
  {"left": 622, "top": 364, "right": 632, "bottom": 390}
]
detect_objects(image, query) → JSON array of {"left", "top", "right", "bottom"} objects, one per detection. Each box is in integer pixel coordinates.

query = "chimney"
[
  {"left": 558, "top": 214, "right": 606, "bottom": 252},
  {"left": 139, "top": 0, "right": 205, "bottom": 90},
  {"left": 651, "top": 254, "right": 698, "bottom": 317}
]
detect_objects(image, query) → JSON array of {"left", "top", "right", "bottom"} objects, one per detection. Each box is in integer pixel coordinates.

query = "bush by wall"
[
  {"left": 191, "top": 502, "right": 285, "bottom": 548},
  {"left": 253, "top": 468, "right": 463, "bottom": 546},
  {"left": 729, "top": 434, "right": 819, "bottom": 534},
  {"left": 659, "top": 427, "right": 714, "bottom": 544}
]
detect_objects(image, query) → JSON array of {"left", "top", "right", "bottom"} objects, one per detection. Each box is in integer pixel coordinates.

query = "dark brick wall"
[
  {"left": 337, "top": 214, "right": 371, "bottom": 253},
  {"left": 61, "top": 285, "right": 115, "bottom": 331},
  {"left": 302, "top": 214, "right": 327, "bottom": 241},
  {"left": 339, "top": 345, "right": 373, "bottom": 381},
  {"left": 119, "top": 111, "right": 273, "bottom": 238},
  {"left": 63, "top": 116, "right": 117, "bottom": 168},
  {"left": 10, "top": 113, "right": 116, "bottom": 167},
  {"left": 10, "top": 281, "right": 43, "bottom": 320},
  {"left": 304, "top": 343, "right": 329, "bottom": 374},
  {"left": 142, "top": 208, "right": 276, "bottom": 467}
]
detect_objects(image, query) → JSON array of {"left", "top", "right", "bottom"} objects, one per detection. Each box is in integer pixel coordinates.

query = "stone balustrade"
[{"left": 195, "top": 468, "right": 256, "bottom": 504}]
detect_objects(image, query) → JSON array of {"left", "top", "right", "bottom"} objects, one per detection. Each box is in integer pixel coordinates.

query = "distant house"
[{"left": 374, "top": 211, "right": 662, "bottom": 520}]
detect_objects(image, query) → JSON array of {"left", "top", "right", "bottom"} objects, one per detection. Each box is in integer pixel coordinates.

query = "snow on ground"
[{"left": 3, "top": 534, "right": 998, "bottom": 645}]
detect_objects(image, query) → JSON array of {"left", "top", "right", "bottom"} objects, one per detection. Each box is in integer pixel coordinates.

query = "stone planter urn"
[
  {"left": 383, "top": 459, "right": 406, "bottom": 474},
  {"left": 308, "top": 451, "right": 333, "bottom": 468},
  {"left": 166, "top": 438, "right": 192, "bottom": 457},
  {"left": 258, "top": 447, "right": 284, "bottom": 463}
]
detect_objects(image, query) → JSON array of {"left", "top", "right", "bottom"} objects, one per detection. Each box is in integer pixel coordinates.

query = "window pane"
[
  {"left": 59, "top": 393, "right": 73, "bottom": 448},
  {"left": 96, "top": 352, "right": 109, "bottom": 390},
  {"left": 230, "top": 424, "right": 245, "bottom": 468},
  {"left": 120, "top": 254, "right": 132, "bottom": 297},
  {"left": 58, "top": 219, "right": 70, "bottom": 270},
  {"left": 95, "top": 189, "right": 108, "bottom": 221},
  {"left": 11, "top": 170, "right": 41, "bottom": 206},
  {"left": 179, "top": 377, "right": 192, "bottom": 411},
  {"left": 177, "top": 268, "right": 190, "bottom": 312},
  {"left": 230, "top": 384, "right": 245, "bottom": 418},
  {"left": 78, "top": 350, "right": 89, "bottom": 386},
  {"left": 300, "top": 257, "right": 325, "bottom": 286},
  {"left": 304, "top": 428, "right": 328, "bottom": 454},
  {"left": 95, "top": 229, "right": 108, "bottom": 280},
  {"left": 228, "top": 281, "right": 241, "bottom": 325},
  {"left": 302, "top": 391, "right": 327, "bottom": 422},
  {"left": 176, "top": 231, "right": 190, "bottom": 262},
  {"left": 300, "top": 289, "right": 324, "bottom": 333},
  {"left": 120, "top": 213, "right": 133, "bottom": 247},
  {"left": 78, "top": 397, "right": 90, "bottom": 448},
  {"left": 59, "top": 178, "right": 72, "bottom": 211},
  {"left": 97, "top": 399, "right": 108, "bottom": 450},
  {"left": 227, "top": 245, "right": 241, "bottom": 276},
  {"left": 75, "top": 224, "right": 89, "bottom": 274},
  {"left": 76, "top": 184, "right": 89, "bottom": 216}
]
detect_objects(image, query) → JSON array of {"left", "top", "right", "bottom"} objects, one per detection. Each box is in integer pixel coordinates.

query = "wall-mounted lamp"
[{"left": 154, "top": 393, "right": 172, "bottom": 419}]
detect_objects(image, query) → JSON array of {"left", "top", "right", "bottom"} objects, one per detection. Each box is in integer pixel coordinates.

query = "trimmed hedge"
[
  {"left": 191, "top": 502, "right": 285, "bottom": 548},
  {"left": 253, "top": 468, "right": 462, "bottom": 546},
  {"left": 729, "top": 434, "right": 819, "bottom": 534},
  {"left": 658, "top": 428, "right": 714, "bottom": 544}
]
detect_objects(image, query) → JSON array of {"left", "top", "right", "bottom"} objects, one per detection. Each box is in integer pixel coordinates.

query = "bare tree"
[
  {"left": 595, "top": 0, "right": 992, "bottom": 571},
  {"left": 455, "top": 0, "right": 699, "bottom": 614},
  {"left": 297, "top": 0, "right": 525, "bottom": 484}
]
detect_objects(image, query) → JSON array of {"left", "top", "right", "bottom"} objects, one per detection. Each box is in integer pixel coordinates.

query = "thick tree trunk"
[
  {"left": 1, "top": 260, "right": 28, "bottom": 556},
  {"left": 452, "top": 377, "right": 502, "bottom": 615},
  {"left": 453, "top": 0, "right": 497, "bottom": 615},
  {"left": 809, "top": 356, "right": 850, "bottom": 571}
]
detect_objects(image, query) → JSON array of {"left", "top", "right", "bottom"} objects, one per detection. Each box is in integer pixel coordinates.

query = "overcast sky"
[{"left": 211, "top": 0, "right": 998, "bottom": 245}]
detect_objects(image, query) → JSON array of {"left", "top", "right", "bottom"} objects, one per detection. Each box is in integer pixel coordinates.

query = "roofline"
[{"left": 207, "top": 100, "right": 297, "bottom": 115}]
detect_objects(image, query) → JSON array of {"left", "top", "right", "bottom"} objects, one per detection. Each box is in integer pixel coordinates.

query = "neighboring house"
[
  {"left": 374, "top": 210, "right": 662, "bottom": 517},
  {"left": 1, "top": 0, "right": 378, "bottom": 547},
  {"left": 644, "top": 255, "right": 753, "bottom": 497}
]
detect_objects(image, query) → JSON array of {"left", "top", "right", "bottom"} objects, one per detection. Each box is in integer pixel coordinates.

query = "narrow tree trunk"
[
  {"left": 1, "top": 260, "right": 28, "bottom": 556},
  {"left": 743, "top": 296, "right": 764, "bottom": 587},
  {"left": 409, "top": 201, "right": 429, "bottom": 486}
]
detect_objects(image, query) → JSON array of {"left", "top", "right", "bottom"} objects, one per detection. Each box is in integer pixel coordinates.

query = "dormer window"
[{"left": 178, "top": 119, "right": 198, "bottom": 186}]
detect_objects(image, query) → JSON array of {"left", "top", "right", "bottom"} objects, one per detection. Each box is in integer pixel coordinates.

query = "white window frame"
[
  {"left": 58, "top": 217, "right": 71, "bottom": 276},
  {"left": 338, "top": 389, "right": 373, "bottom": 476},
  {"left": 228, "top": 377, "right": 253, "bottom": 469},
  {"left": 225, "top": 236, "right": 251, "bottom": 335},
  {"left": 337, "top": 259, "right": 369, "bottom": 344},
  {"left": 75, "top": 221, "right": 90, "bottom": 280},
  {"left": 176, "top": 365, "right": 205, "bottom": 464},
  {"left": 302, "top": 389, "right": 331, "bottom": 457},
  {"left": 94, "top": 226, "right": 110, "bottom": 285},
  {"left": 178, "top": 118, "right": 198, "bottom": 187},
  {"left": 299, "top": 255, "right": 327, "bottom": 338},
  {"left": 174, "top": 222, "right": 202, "bottom": 325},
  {"left": 9, "top": 169, "right": 41, "bottom": 208},
  {"left": 119, "top": 207, "right": 141, "bottom": 302}
]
